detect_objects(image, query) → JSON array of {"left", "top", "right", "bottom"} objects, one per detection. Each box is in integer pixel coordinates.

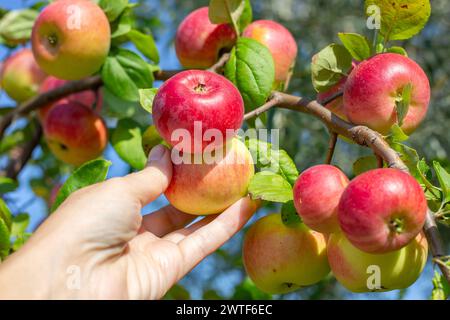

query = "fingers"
[
  {"left": 120, "top": 145, "right": 172, "bottom": 206},
  {"left": 163, "top": 215, "right": 216, "bottom": 243},
  {"left": 177, "top": 197, "right": 258, "bottom": 275},
  {"left": 141, "top": 205, "right": 197, "bottom": 237}
]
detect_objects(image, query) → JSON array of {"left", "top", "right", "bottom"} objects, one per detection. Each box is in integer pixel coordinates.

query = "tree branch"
[
  {"left": 207, "top": 53, "right": 231, "bottom": 73},
  {"left": 244, "top": 91, "right": 450, "bottom": 284}
]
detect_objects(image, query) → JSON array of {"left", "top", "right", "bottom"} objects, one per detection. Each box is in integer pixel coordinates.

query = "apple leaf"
[
  {"left": 139, "top": 88, "right": 158, "bottom": 114},
  {"left": 0, "top": 218, "right": 10, "bottom": 261},
  {"left": 102, "top": 49, "right": 154, "bottom": 102},
  {"left": 433, "top": 161, "right": 450, "bottom": 205},
  {"left": 365, "top": 0, "right": 431, "bottom": 41},
  {"left": 248, "top": 171, "right": 293, "bottom": 203},
  {"left": 390, "top": 142, "right": 420, "bottom": 179},
  {"left": 12, "top": 232, "right": 31, "bottom": 252},
  {"left": 338, "top": 33, "right": 372, "bottom": 61},
  {"left": 431, "top": 271, "right": 450, "bottom": 300},
  {"left": 209, "top": 0, "right": 245, "bottom": 33},
  {"left": 0, "top": 121, "right": 35, "bottom": 154},
  {"left": 0, "top": 177, "right": 18, "bottom": 194},
  {"left": 281, "top": 201, "right": 302, "bottom": 227},
  {"left": 395, "top": 83, "right": 412, "bottom": 127},
  {"left": 0, "top": 9, "right": 38, "bottom": 44},
  {"left": 311, "top": 44, "right": 353, "bottom": 93},
  {"left": 388, "top": 124, "right": 409, "bottom": 143},
  {"left": 142, "top": 125, "right": 165, "bottom": 156},
  {"left": 51, "top": 159, "right": 112, "bottom": 213},
  {"left": 103, "top": 88, "right": 138, "bottom": 119},
  {"left": 352, "top": 156, "right": 379, "bottom": 176},
  {"left": 110, "top": 8, "right": 133, "bottom": 39},
  {"left": 127, "top": 29, "right": 160, "bottom": 64},
  {"left": 416, "top": 159, "right": 441, "bottom": 202},
  {"left": 10, "top": 213, "right": 29, "bottom": 238},
  {"left": 386, "top": 46, "right": 408, "bottom": 56},
  {"left": 0, "top": 198, "right": 12, "bottom": 232},
  {"left": 238, "top": 0, "right": 253, "bottom": 32},
  {"left": 224, "top": 38, "right": 275, "bottom": 112},
  {"left": 99, "top": 0, "right": 129, "bottom": 22},
  {"left": 112, "top": 119, "right": 147, "bottom": 170}
]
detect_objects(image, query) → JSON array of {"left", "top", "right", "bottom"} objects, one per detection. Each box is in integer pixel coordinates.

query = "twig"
[
  {"left": 244, "top": 91, "right": 450, "bottom": 285},
  {"left": 318, "top": 90, "right": 344, "bottom": 106},
  {"left": 325, "top": 132, "right": 338, "bottom": 164},
  {"left": 1, "top": 120, "right": 42, "bottom": 180},
  {"left": 207, "top": 53, "right": 231, "bottom": 73}
]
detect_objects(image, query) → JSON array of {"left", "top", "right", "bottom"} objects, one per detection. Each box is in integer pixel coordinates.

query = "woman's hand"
[{"left": 0, "top": 145, "right": 258, "bottom": 299}]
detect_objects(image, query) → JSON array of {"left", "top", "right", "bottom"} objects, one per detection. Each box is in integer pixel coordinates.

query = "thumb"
[{"left": 121, "top": 144, "right": 173, "bottom": 206}]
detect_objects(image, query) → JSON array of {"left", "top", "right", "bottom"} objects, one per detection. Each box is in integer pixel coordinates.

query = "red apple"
[
  {"left": 0, "top": 49, "right": 47, "bottom": 102},
  {"left": 152, "top": 70, "right": 244, "bottom": 153},
  {"left": 175, "top": 7, "right": 237, "bottom": 69},
  {"left": 44, "top": 101, "right": 108, "bottom": 166},
  {"left": 31, "top": 0, "right": 111, "bottom": 80},
  {"left": 165, "top": 139, "right": 254, "bottom": 215},
  {"left": 243, "top": 213, "right": 330, "bottom": 294},
  {"left": 38, "top": 76, "right": 103, "bottom": 120},
  {"left": 338, "top": 168, "right": 427, "bottom": 253},
  {"left": 328, "top": 232, "right": 428, "bottom": 292},
  {"left": 343, "top": 53, "right": 430, "bottom": 134},
  {"left": 293, "top": 165, "right": 349, "bottom": 234},
  {"left": 243, "top": 20, "right": 298, "bottom": 87}
]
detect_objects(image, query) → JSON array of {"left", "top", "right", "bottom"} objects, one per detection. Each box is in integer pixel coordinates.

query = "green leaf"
[
  {"left": 394, "top": 83, "right": 412, "bottom": 127},
  {"left": 0, "top": 9, "right": 39, "bottom": 44},
  {"left": 388, "top": 124, "right": 409, "bottom": 142},
  {"left": 209, "top": 0, "right": 245, "bottom": 33},
  {"left": 142, "top": 125, "right": 164, "bottom": 156},
  {"left": 12, "top": 232, "right": 31, "bottom": 252},
  {"left": 386, "top": 46, "right": 408, "bottom": 56},
  {"left": 0, "top": 219, "right": 10, "bottom": 260},
  {"left": 352, "top": 156, "right": 379, "bottom": 176},
  {"left": 112, "top": 119, "right": 147, "bottom": 170},
  {"left": 232, "top": 277, "right": 272, "bottom": 300},
  {"left": 164, "top": 284, "right": 190, "bottom": 300},
  {"left": 224, "top": 38, "right": 275, "bottom": 112},
  {"left": 127, "top": 29, "right": 160, "bottom": 63},
  {"left": 281, "top": 201, "right": 301, "bottom": 227},
  {"left": 277, "top": 150, "right": 300, "bottom": 185},
  {"left": 110, "top": 8, "right": 133, "bottom": 39},
  {"left": 431, "top": 271, "right": 450, "bottom": 300},
  {"left": 0, "top": 177, "right": 18, "bottom": 194},
  {"left": 99, "top": 0, "right": 129, "bottom": 22},
  {"left": 390, "top": 142, "right": 420, "bottom": 179},
  {"left": 248, "top": 171, "right": 293, "bottom": 203},
  {"left": 10, "top": 213, "right": 29, "bottom": 237},
  {"left": 238, "top": 0, "right": 252, "bottom": 32},
  {"left": 311, "top": 44, "right": 353, "bottom": 93},
  {"left": 103, "top": 87, "right": 139, "bottom": 119},
  {"left": 338, "top": 33, "right": 371, "bottom": 61},
  {"left": 51, "top": 159, "right": 112, "bottom": 212},
  {"left": 433, "top": 161, "right": 450, "bottom": 204},
  {"left": 0, "top": 121, "right": 34, "bottom": 154},
  {"left": 138, "top": 88, "right": 158, "bottom": 113},
  {"left": 365, "top": 0, "right": 431, "bottom": 41},
  {"left": 0, "top": 198, "right": 12, "bottom": 231},
  {"left": 102, "top": 49, "right": 154, "bottom": 102}
]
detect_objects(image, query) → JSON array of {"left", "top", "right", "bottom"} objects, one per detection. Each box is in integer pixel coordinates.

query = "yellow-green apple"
[
  {"left": 175, "top": 7, "right": 237, "bottom": 69},
  {"left": 343, "top": 53, "right": 430, "bottom": 134},
  {"left": 327, "top": 232, "right": 427, "bottom": 292},
  {"left": 338, "top": 168, "right": 427, "bottom": 253},
  {"left": 43, "top": 101, "right": 108, "bottom": 166},
  {"left": 38, "top": 76, "right": 103, "bottom": 120},
  {"left": 242, "top": 20, "right": 297, "bottom": 87},
  {"left": 152, "top": 70, "right": 244, "bottom": 153},
  {"left": 0, "top": 49, "right": 47, "bottom": 102},
  {"left": 31, "top": 0, "right": 111, "bottom": 80},
  {"left": 165, "top": 139, "right": 254, "bottom": 215},
  {"left": 242, "top": 213, "right": 330, "bottom": 294},
  {"left": 293, "top": 165, "right": 349, "bottom": 234}
]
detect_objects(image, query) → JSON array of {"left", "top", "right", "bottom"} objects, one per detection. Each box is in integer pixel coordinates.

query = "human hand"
[{"left": 0, "top": 145, "right": 258, "bottom": 299}]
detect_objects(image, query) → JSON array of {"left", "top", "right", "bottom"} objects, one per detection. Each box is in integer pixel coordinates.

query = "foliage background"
[{"left": 0, "top": 0, "right": 449, "bottom": 299}]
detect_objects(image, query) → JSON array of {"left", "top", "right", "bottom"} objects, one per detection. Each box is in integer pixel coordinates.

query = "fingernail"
[{"left": 148, "top": 145, "right": 166, "bottom": 162}]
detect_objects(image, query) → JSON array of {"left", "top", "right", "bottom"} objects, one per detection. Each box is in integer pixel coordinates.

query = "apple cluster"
[
  {"left": 243, "top": 166, "right": 428, "bottom": 294},
  {"left": 0, "top": 0, "right": 111, "bottom": 166}
]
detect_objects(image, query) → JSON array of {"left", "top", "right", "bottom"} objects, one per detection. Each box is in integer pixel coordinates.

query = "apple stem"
[{"left": 325, "top": 132, "right": 338, "bottom": 164}]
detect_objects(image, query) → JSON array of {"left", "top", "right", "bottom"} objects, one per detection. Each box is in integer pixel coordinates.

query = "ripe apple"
[
  {"left": 343, "top": 53, "right": 430, "bottom": 134},
  {"left": 38, "top": 76, "right": 103, "bottom": 120},
  {"left": 242, "top": 213, "right": 330, "bottom": 294},
  {"left": 43, "top": 101, "right": 108, "bottom": 166},
  {"left": 165, "top": 139, "right": 254, "bottom": 215},
  {"left": 327, "top": 232, "right": 427, "bottom": 293},
  {"left": 242, "top": 20, "right": 298, "bottom": 87},
  {"left": 31, "top": 0, "right": 111, "bottom": 80},
  {"left": 293, "top": 165, "right": 349, "bottom": 234},
  {"left": 152, "top": 70, "right": 244, "bottom": 153},
  {"left": 338, "top": 168, "right": 427, "bottom": 254},
  {"left": 0, "top": 49, "right": 47, "bottom": 102},
  {"left": 175, "top": 7, "right": 237, "bottom": 69}
]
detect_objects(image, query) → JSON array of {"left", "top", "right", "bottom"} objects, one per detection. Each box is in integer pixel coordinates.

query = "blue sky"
[{"left": 0, "top": 0, "right": 436, "bottom": 300}]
